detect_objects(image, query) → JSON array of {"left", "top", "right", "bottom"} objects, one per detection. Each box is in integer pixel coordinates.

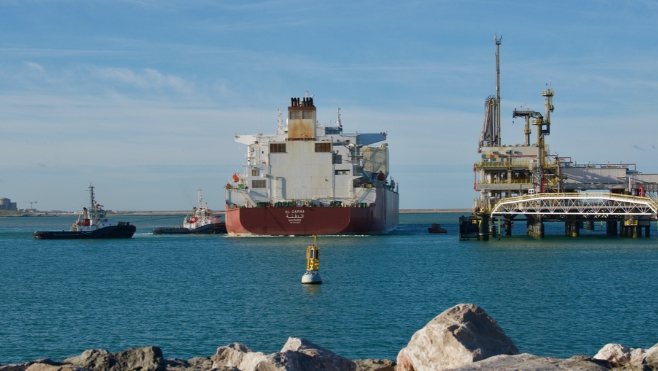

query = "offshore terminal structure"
[{"left": 460, "top": 35, "right": 658, "bottom": 239}]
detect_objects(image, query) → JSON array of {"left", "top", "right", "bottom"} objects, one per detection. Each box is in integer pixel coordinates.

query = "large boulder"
[
  {"left": 593, "top": 342, "right": 658, "bottom": 370},
  {"left": 210, "top": 343, "right": 272, "bottom": 371},
  {"left": 164, "top": 357, "right": 213, "bottom": 371},
  {"left": 644, "top": 343, "right": 658, "bottom": 367},
  {"left": 279, "top": 337, "right": 355, "bottom": 371},
  {"left": 25, "top": 364, "right": 89, "bottom": 371},
  {"left": 64, "top": 346, "right": 165, "bottom": 371},
  {"left": 353, "top": 359, "right": 395, "bottom": 371},
  {"left": 593, "top": 343, "right": 631, "bottom": 365},
  {"left": 0, "top": 359, "right": 80, "bottom": 371},
  {"left": 396, "top": 304, "right": 518, "bottom": 371},
  {"left": 446, "top": 354, "right": 609, "bottom": 371},
  {"left": 211, "top": 338, "right": 355, "bottom": 371}
]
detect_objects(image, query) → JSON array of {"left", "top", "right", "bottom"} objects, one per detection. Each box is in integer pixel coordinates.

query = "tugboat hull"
[
  {"left": 33, "top": 224, "right": 136, "bottom": 240},
  {"left": 152, "top": 223, "right": 226, "bottom": 235}
]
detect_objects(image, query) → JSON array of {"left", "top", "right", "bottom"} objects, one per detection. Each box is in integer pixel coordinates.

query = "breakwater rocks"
[{"left": 2, "top": 304, "right": 657, "bottom": 371}]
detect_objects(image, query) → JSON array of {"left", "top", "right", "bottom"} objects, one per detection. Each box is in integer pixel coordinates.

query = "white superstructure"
[{"left": 227, "top": 96, "right": 397, "bottom": 208}]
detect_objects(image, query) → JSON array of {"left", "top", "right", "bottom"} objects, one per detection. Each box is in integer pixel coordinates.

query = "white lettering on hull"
[{"left": 285, "top": 209, "right": 305, "bottom": 224}]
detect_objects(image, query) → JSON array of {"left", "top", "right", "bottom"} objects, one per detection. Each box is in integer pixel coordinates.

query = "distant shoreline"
[{"left": 1, "top": 209, "right": 473, "bottom": 217}]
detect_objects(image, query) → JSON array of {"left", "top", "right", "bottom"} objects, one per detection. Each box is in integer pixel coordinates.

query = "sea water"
[{"left": 1, "top": 213, "right": 657, "bottom": 364}]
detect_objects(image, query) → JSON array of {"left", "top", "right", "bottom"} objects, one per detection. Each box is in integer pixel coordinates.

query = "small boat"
[
  {"left": 33, "top": 184, "right": 136, "bottom": 239},
  {"left": 152, "top": 189, "right": 227, "bottom": 235},
  {"left": 427, "top": 223, "right": 447, "bottom": 234}
]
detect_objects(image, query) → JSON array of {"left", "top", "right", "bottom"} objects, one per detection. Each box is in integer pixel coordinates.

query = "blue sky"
[{"left": 1, "top": 0, "right": 657, "bottom": 211}]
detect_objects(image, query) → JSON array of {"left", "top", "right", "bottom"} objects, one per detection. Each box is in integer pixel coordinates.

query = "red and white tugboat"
[
  {"left": 152, "top": 189, "right": 226, "bottom": 234},
  {"left": 33, "top": 184, "right": 136, "bottom": 239}
]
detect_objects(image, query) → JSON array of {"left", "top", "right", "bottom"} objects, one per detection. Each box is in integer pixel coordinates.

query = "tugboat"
[
  {"left": 152, "top": 189, "right": 226, "bottom": 234},
  {"left": 33, "top": 184, "right": 136, "bottom": 239},
  {"left": 427, "top": 223, "right": 447, "bottom": 234}
]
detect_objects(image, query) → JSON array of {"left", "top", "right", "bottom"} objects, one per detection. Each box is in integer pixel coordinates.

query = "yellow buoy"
[{"left": 301, "top": 235, "right": 322, "bottom": 284}]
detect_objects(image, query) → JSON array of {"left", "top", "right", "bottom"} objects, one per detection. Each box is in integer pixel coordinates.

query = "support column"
[
  {"left": 645, "top": 226, "right": 651, "bottom": 237},
  {"left": 606, "top": 220, "right": 618, "bottom": 236},
  {"left": 527, "top": 216, "right": 544, "bottom": 238},
  {"left": 586, "top": 220, "right": 594, "bottom": 231},
  {"left": 571, "top": 221, "right": 580, "bottom": 237},
  {"left": 505, "top": 219, "right": 512, "bottom": 236},
  {"left": 565, "top": 221, "right": 571, "bottom": 236},
  {"left": 478, "top": 214, "right": 489, "bottom": 241},
  {"left": 633, "top": 226, "right": 639, "bottom": 238}
]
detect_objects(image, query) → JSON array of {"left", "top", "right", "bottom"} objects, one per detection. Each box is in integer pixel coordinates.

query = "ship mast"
[
  {"left": 197, "top": 189, "right": 203, "bottom": 208},
  {"left": 88, "top": 183, "right": 98, "bottom": 222}
]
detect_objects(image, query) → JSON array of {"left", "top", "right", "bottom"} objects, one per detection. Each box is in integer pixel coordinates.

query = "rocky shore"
[{"left": 2, "top": 304, "right": 656, "bottom": 371}]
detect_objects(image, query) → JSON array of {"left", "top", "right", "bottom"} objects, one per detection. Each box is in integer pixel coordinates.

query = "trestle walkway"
[{"left": 490, "top": 192, "right": 658, "bottom": 218}]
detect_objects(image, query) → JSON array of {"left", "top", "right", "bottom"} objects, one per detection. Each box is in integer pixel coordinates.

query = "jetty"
[{"left": 460, "top": 36, "right": 658, "bottom": 240}]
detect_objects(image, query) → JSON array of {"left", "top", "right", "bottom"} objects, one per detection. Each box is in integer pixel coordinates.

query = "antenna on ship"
[
  {"left": 301, "top": 235, "right": 322, "bottom": 284},
  {"left": 88, "top": 183, "right": 96, "bottom": 220},
  {"left": 278, "top": 108, "right": 283, "bottom": 128}
]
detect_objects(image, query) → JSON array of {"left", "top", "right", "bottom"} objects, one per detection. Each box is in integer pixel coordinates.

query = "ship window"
[
  {"left": 251, "top": 168, "right": 259, "bottom": 176},
  {"left": 335, "top": 170, "right": 349, "bottom": 175},
  {"left": 270, "top": 143, "right": 286, "bottom": 153},
  {"left": 252, "top": 179, "right": 266, "bottom": 188},
  {"left": 315, "top": 143, "right": 331, "bottom": 152},
  {"left": 302, "top": 111, "right": 313, "bottom": 119},
  {"left": 289, "top": 111, "right": 301, "bottom": 119},
  {"left": 332, "top": 153, "right": 342, "bottom": 164}
]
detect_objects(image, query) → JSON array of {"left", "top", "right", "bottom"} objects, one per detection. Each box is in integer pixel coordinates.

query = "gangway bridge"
[{"left": 488, "top": 192, "right": 658, "bottom": 238}]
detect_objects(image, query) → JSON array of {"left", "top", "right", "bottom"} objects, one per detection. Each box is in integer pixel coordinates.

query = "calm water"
[{"left": 1, "top": 213, "right": 657, "bottom": 364}]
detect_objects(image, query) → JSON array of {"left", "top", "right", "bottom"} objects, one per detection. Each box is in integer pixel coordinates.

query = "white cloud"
[
  {"left": 88, "top": 66, "right": 194, "bottom": 93},
  {"left": 24, "top": 61, "right": 44, "bottom": 73}
]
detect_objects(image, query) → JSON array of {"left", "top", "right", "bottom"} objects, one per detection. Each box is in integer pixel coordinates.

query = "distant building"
[{"left": 0, "top": 197, "right": 18, "bottom": 211}]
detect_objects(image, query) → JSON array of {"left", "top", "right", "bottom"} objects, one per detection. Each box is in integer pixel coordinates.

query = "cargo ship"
[
  {"left": 33, "top": 184, "right": 136, "bottom": 239},
  {"left": 152, "top": 189, "right": 226, "bottom": 234},
  {"left": 224, "top": 95, "right": 399, "bottom": 236}
]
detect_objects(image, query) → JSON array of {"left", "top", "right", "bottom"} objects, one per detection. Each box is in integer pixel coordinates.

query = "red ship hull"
[{"left": 225, "top": 188, "right": 399, "bottom": 236}]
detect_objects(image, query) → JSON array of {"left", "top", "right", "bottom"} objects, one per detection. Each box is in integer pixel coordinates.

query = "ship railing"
[
  {"left": 477, "top": 180, "right": 534, "bottom": 185},
  {"left": 475, "top": 161, "right": 533, "bottom": 169}
]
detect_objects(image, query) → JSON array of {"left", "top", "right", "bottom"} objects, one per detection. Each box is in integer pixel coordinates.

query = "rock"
[
  {"left": 170, "top": 358, "right": 213, "bottom": 371},
  {"left": 279, "top": 337, "right": 356, "bottom": 371},
  {"left": 353, "top": 359, "right": 395, "bottom": 371},
  {"left": 644, "top": 343, "right": 658, "bottom": 367},
  {"left": 446, "top": 353, "right": 609, "bottom": 370},
  {"left": 593, "top": 343, "right": 631, "bottom": 365},
  {"left": 211, "top": 338, "right": 355, "bottom": 371},
  {"left": 164, "top": 357, "right": 214, "bottom": 371},
  {"left": 396, "top": 304, "right": 518, "bottom": 371},
  {"left": 64, "top": 346, "right": 165, "bottom": 371},
  {"left": 25, "top": 364, "right": 88, "bottom": 371},
  {"left": 1, "top": 359, "right": 66, "bottom": 371},
  {"left": 211, "top": 343, "right": 274, "bottom": 371},
  {"left": 185, "top": 358, "right": 212, "bottom": 371}
]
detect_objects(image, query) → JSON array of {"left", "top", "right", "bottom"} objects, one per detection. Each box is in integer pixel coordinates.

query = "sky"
[{"left": 1, "top": 0, "right": 657, "bottom": 211}]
